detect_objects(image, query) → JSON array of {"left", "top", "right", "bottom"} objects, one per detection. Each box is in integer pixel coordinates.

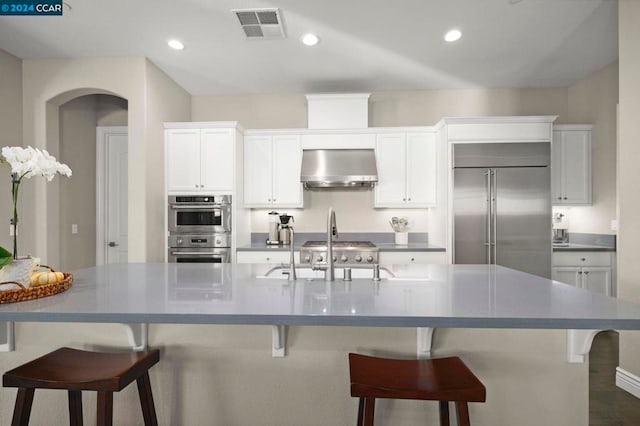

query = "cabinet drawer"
[
  {"left": 379, "top": 251, "right": 447, "bottom": 265},
  {"left": 236, "top": 251, "right": 299, "bottom": 264},
  {"left": 553, "top": 252, "right": 611, "bottom": 267}
]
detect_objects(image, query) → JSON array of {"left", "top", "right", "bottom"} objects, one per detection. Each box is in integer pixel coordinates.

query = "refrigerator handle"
[
  {"left": 484, "top": 169, "right": 492, "bottom": 264},
  {"left": 492, "top": 169, "right": 498, "bottom": 265}
]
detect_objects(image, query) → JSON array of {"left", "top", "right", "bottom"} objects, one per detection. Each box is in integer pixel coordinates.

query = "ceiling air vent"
[{"left": 232, "top": 8, "right": 286, "bottom": 39}]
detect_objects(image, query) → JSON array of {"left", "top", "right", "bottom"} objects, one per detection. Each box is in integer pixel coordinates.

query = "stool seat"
[
  {"left": 349, "top": 354, "right": 486, "bottom": 426},
  {"left": 3, "top": 347, "right": 160, "bottom": 426}
]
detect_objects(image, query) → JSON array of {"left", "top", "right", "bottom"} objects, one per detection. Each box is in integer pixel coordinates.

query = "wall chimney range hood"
[{"left": 300, "top": 149, "right": 378, "bottom": 189}]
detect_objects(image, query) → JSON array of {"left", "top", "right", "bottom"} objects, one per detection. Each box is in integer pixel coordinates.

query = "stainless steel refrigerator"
[{"left": 453, "top": 142, "right": 551, "bottom": 278}]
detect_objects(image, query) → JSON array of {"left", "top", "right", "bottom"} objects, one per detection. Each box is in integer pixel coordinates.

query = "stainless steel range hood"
[{"left": 300, "top": 149, "right": 378, "bottom": 189}]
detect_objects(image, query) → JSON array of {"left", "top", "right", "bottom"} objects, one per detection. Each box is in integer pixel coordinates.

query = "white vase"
[
  {"left": 0, "top": 257, "right": 36, "bottom": 287},
  {"left": 394, "top": 232, "right": 409, "bottom": 245}
]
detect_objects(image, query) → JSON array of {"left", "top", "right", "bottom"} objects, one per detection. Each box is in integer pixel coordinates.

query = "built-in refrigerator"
[{"left": 453, "top": 142, "right": 551, "bottom": 278}]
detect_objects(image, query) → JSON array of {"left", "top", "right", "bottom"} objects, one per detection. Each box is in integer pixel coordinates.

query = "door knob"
[{"left": 108, "top": 242, "right": 119, "bottom": 247}]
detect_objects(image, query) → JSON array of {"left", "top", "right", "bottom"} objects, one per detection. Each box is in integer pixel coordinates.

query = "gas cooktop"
[{"left": 300, "top": 240, "right": 378, "bottom": 265}]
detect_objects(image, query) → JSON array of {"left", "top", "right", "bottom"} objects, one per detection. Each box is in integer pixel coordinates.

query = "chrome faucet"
[
  {"left": 281, "top": 223, "right": 296, "bottom": 281},
  {"left": 326, "top": 207, "right": 338, "bottom": 281}
]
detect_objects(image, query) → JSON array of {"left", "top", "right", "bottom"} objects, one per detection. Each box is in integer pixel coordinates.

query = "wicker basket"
[{"left": 0, "top": 265, "right": 73, "bottom": 304}]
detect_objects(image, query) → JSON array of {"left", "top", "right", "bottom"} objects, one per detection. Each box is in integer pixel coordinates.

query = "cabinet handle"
[
  {"left": 410, "top": 257, "right": 415, "bottom": 262},
  {"left": 563, "top": 197, "right": 568, "bottom": 200},
  {"left": 584, "top": 271, "right": 589, "bottom": 275},
  {"left": 195, "top": 184, "right": 199, "bottom": 188},
  {"left": 266, "top": 257, "right": 270, "bottom": 261},
  {"left": 408, "top": 198, "right": 411, "bottom": 201},
  {"left": 557, "top": 197, "right": 562, "bottom": 200},
  {"left": 273, "top": 198, "right": 276, "bottom": 202},
  {"left": 268, "top": 199, "right": 271, "bottom": 202},
  {"left": 402, "top": 198, "right": 406, "bottom": 202},
  {"left": 578, "top": 271, "right": 583, "bottom": 274},
  {"left": 580, "top": 258, "right": 586, "bottom": 261}
]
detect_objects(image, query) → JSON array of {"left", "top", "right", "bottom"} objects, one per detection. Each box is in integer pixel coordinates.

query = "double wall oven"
[{"left": 167, "top": 195, "right": 231, "bottom": 263}]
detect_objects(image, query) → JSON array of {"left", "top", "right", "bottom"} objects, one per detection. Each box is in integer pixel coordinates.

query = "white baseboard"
[{"left": 616, "top": 367, "right": 640, "bottom": 399}]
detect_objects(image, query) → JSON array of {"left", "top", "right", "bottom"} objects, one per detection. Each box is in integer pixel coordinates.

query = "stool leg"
[
  {"left": 137, "top": 372, "right": 158, "bottom": 426},
  {"left": 357, "top": 397, "right": 364, "bottom": 426},
  {"left": 11, "top": 388, "right": 35, "bottom": 426},
  {"left": 68, "top": 390, "right": 83, "bottom": 426},
  {"left": 363, "top": 398, "right": 375, "bottom": 426},
  {"left": 455, "top": 402, "right": 470, "bottom": 426},
  {"left": 439, "top": 401, "right": 450, "bottom": 426},
  {"left": 97, "top": 391, "right": 113, "bottom": 426}
]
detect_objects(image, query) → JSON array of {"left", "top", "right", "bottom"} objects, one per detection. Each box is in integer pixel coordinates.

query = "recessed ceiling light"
[
  {"left": 444, "top": 29, "right": 462, "bottom": 43},
  {"left": 301, "top": 33, "right": 319, "bottom": 46},
  {"left": 168, "top": 39, "right": 185, "bottom": 50}
]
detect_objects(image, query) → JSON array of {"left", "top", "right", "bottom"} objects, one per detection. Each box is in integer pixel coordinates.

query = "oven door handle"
[
  {"left": 170, "top": 205, "right": 223, "bottom": 210},
  {"left": 170, "top": 251, "right": 225, "bottom": 256}
]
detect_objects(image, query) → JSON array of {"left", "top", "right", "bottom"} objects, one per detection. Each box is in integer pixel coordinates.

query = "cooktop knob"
[
  {"left": 317, "top": 255, "right": 324, "bottom": 262},
  {"left": 304, "top": 255, "right": 311, "bottom": 262},
  {"left": 340, "top": 255, "right": 348, "bottom": 262},
  {"left": 177, "top": 238, "right": 183, "bottom": 245},
  {"left": 355, "top": 255, "right": 362, "bottom": 262},
  {"left": 333, "top": 256, "right": 338, "bottom": 262},
  {"left": 366, "top": 256, "right": 374, "bottom": 263}
]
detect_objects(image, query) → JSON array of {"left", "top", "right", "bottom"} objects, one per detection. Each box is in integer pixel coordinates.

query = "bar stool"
[
  {"left": 3, "top": 347, "right": 160, "bottom": 426},
  {"left": 348, "top": 353, "right": 486, "bottom": 426}
]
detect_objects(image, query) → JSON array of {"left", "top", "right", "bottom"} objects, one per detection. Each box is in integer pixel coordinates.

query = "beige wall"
[
  {"left": 618, "top": 1, "right": 640, "bottom": 377},
  {"left": 19, "top": 57, "right": 190, "bottom": 264},
  {"left": 143, "top": 60, "right": 191, "bottom": 261},
  {"left": 0, "top": 49, "right": 22, "bottom": 253},
  {"left": 554, "top": 62, "right": 619, "bottom": 235}
]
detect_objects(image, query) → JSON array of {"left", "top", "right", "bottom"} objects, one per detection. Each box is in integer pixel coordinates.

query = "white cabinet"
[
  {"left": 375, "top": 132, "right": 437, "bottom": 207},
  {"left": 236, "top": 251, "right": 299, "bottom": 264},
  {"left": 379, "top": 251, "right": 447, "bottom": 265},
  {"left": 166, "top": 127, "right": 234, "bottom": 194},
  {"left": 552, "top": 251, "right": 612, "bottom": 296},
  {"left": 552, "top": 125, "right": 592, "bottom": 205},
  {"left": 244, "top": 134, "right": 303, "bottom": 208}
]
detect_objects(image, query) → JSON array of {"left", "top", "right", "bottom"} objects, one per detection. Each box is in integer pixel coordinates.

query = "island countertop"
[{"left": 2, "top": 263, "right": 640, "bottom": 330}]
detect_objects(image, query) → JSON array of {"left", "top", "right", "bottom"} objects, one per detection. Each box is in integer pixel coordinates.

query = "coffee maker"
[
  {"left": 267, "top": 211, "right": 281, "bottom": 245},
  {"left": 279, "top": 214, "right": 294, "bottom": 245}
]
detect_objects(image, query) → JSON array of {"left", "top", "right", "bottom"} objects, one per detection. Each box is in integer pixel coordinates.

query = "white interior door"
[{"left": 97, "top": 127, "right": 128, "bottom": 265}]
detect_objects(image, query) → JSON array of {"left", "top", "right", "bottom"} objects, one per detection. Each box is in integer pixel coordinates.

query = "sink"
[{"left": 255, "top": 266, "right": 393, "bottom": 280}]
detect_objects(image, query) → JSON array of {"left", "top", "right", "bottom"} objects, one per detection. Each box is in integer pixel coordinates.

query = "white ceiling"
[{"left": 0, "top": 0, "right": 618, "bottom": 95}]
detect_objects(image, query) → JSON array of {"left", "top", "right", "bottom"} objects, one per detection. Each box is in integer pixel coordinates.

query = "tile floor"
[{"left": 590, "top": 331, "right": 640, "bottom": 425}]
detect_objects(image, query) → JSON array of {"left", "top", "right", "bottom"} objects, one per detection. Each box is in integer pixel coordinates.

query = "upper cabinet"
[
  {"left": 166, "top": 126, "right": 236, "bottom": 194},
  {"left": 374, "top": 131, "right": 437, "bottom": 208},
  {"left": 552, "top": 125, "right": 592, "bottom": 205},
  {"left": 244, "top": 133, "right": 303, "bottom": 208}
]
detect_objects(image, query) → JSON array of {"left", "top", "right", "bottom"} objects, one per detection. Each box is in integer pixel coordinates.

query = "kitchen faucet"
[{"left": 326, "top": 207, "right": 338, "bottom": 281}]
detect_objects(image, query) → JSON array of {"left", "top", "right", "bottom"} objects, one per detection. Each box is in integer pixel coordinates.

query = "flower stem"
[{"left": 11, "top": 177, "right": 20, "bottom": 260}]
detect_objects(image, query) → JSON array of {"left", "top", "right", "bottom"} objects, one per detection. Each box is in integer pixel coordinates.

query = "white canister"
[{"left": 394, "top": 232, "right": 409, "bottom": 245}]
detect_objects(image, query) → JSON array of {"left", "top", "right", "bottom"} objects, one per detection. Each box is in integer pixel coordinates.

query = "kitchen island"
[{"left": 1, "top": 263, "right": 639, "bottom": 425}]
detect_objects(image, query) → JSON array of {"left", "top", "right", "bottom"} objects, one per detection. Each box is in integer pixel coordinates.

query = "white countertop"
[{"left": 1, "top": 263, "right": 640, "bottom": 329}]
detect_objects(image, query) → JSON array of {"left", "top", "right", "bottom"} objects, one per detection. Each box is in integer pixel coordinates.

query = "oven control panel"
[{"left": 168, "top": 233, "right": 229, "bottom": 248}]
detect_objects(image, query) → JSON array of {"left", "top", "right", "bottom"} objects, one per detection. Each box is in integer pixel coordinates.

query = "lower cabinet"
[
  {"left": 552, "top": 251, "right": 613, "bottom": 296},
  {"left": 379, "top": 251, "right": 447, "bottom": 265},
  {"left": 236, "top": 251, "right": 299, "bottom": 264}
]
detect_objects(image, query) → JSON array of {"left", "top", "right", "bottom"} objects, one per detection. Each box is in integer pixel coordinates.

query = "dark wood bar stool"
[
  {"left": 348, "top": 353, "right": 486, "bottom": 426},
  {"left": 3, "top": 347, "right": 160, "bottom": 426}
]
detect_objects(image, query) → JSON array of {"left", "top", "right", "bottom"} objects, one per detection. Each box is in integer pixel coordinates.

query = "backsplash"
[
  {"left": 251, "top": 232, "right": 429, "bottom": 245},
  {"left": 569, "top": 233, "right": 616, "bottom": 248}
]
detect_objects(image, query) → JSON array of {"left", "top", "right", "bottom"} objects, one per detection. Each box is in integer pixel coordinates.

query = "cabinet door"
[
  {"left": 553, "top": 130, "right": 591, "bottom": 205},
  {"left": 552, "top": 267, "right": 581, "bottom": 287},
  {"left": 201, "top": 128, "right": 234, "bottom": 192},
  {"left": 166, "top": 129, "right": 202, "bottom": 193},
  {"left": 561, "top": 131, "right": 591, "bottom": 204},
  {"left": 244, "top": 136, "right": 274, "bottom": 206},
  {"left": 551, "top": 130, "right": 564, "bottom": 202},
  {"left": 374, "top": 134, "right": 407, "bottom": 206},
  {"left": 272, "top": 135, "right": 303, "bottom": 207},
  {"left": 581, "top": 267, "right": 611, "bottom": 296},
  {"left": 406, "top": 133, "right": 437, "bottom": 206}
]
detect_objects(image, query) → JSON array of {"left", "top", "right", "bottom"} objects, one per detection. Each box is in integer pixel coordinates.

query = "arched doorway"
[{"left": 45, "top": 89, "right": 128, "bottom": 270}]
